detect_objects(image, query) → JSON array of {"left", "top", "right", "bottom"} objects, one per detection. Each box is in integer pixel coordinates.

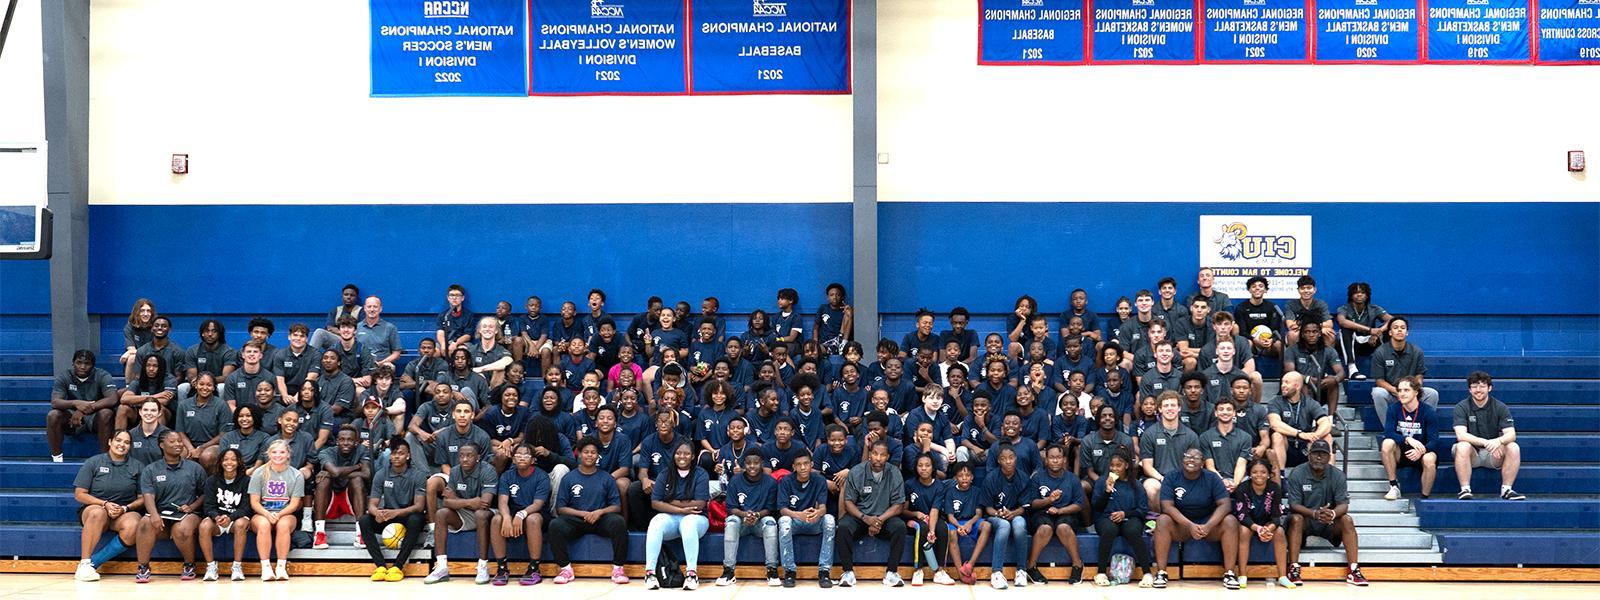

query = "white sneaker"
[
  {"left": 260, "top": 564, "right": 274, "bottom": 582},
  {"left": 424, "top": 525, "right": 436, "bottom": 548},
  {"left": 883, "top": 571, "right": 904, "bottom": 587},
  {"left": 353, "top": 535, "right": 366, "bottom": 549},
  {"left": 990, "top": 572, "right": 1009, "bottom": 589},
  {"left": 1138, "top": 573, "right": 1154, "bottom": 588},
  {"left": 839, "top": 571, "right": 857, "bottom": 587},
  {"left": 52, "top": 454, "right": 65, "bottom": 463},
  {"left": 1015, "top": 569, "right": 1029, "bottom": 587},
  {"left": 424, "top": 564, "right": 451, "bottom": 584},
  {"left": 202, "top": 562, "right": 218, "bottom": 581},
  {"left": 1094, "top": 574, "right": 1111, "bottom": 587},
  {"left": 74, "top": 560, "right": 100, "bottom": 582},
  {"left": 230, "top": 563, "right": 245, "bottom": 581},
  {"left": 911, "top": 570, "right": 924, "bottom": 586},
  {"left": 475, "top": 564, "right": 491, "bottom": 584},
  {"left": 932, "top": 570, "right": 955, "bottom": 586},
  {"left": 1385, "top": 485, "right": 1401, "bottom": 501},
  {"left": 1239, "top": 574, "right": 1249, "bottom": 588},
  {"left": 275, "top": 563, "right": 289, "bottom": 581}
]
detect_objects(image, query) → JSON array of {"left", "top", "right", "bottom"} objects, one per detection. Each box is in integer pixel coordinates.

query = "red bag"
[{"left": 707, "top": 499, "right": 728, "bottom": 533}]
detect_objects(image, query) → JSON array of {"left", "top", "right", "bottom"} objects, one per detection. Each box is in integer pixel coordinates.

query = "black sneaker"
[
  {"left": 1068, "top": 565, "right": 1084, "bottom": 584},
  {"left": 1025, "top": 567, "right": 1048, "bottom": 585},
  {"left": 1457, "top": 488, "right": 1473, "bottom": 500},
  {"left": 818, "top": 573, "right": 833, "bottom": 588},
  {"left": 782, "top": 573, "right": 796, "bottom": 588},
  {"left": 1223, "top": 571, "right": 1240, "bottom": 590},
  {"left": 1287, "top": 563, "right": 1303, "bottom": 585},
  {"left": 766, "top": 566, "right": 781, "bottom": 586},
  {"left": 1153, "top": 570, "right": 1169, "bottom": 588},
  {"left": 1346, "top": 566, "right": 1369, "bottom": 586},
  {"left": 1501, "top": 488, "right": 1526, "bottom": 501}
]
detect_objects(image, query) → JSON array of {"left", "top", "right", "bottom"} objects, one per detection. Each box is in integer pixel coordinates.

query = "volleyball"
[
  {"left": 1249, "top": 325, "right": 1275, "bottom": 343},
  {"left": 381, "top": 523, "right": 405, "bottom": 549}
]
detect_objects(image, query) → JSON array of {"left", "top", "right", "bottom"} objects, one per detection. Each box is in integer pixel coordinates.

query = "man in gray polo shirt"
[
  {"left": 837, "top": 440, "right": 908, "bottom": 587},
  {"left": 356, "top": 296, "right": 403, "bottom": 368},
  {"left": 223, "top": 342, "right": 275, "bottom": 411},
  {"left": 48, "top": 350, "right": 120, "bottom": 461},
  {"left": 1450, "top": 371, "right": 1524, "bottom": 501},
  {"left": 1284, "top": 440, "right": 1365, "bottom": 586},
  {"left": 1139, "top": 391, "right": 1201, "bottom": 515},
  {"left": 184, "top": 320, "right": 237, "bottom": 383},
  {"left": 1370, "top": 316, "right": 1438, "bottom": 425},
  {"left": 1267, "top": 372, "right": 1332, "bottom": 474},
  {"left": 1200, "top": 399, "right": 1254, "bottom": 490}
]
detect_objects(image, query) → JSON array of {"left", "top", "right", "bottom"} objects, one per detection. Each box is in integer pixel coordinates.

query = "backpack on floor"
[{"left": 656, "top": 548, "right": 685, "bottom": 588}]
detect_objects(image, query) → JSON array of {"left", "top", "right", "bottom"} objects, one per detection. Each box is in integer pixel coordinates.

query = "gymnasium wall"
[{"left": 13, "top": 1, "right": 1597, "bottom": 323}]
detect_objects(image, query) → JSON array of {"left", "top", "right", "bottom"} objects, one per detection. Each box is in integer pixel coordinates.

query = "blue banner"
[
  {"left": 530, "top": 0, "right": 688, "bottom": 94},
  {"left": 979, "top": 0, "right": 1088, "bottom": 64},
  {"left": 690, "top": 0, "right": 851, "bottom": 93},
  {"left": 1090, "top": 0, "right": 1199, "bottom": 62},
  {"left": 1537, "top": 0, "right": 1600, "bottom": 63},
  {"left": 1200, "top": 0, "right": 1308, "bottom": 61},
  {"left": 1313, "top": 0, "right": 1421, "bottom": 62},
  {"left": 370, "top": 0, "right": 527, "bottom": 96},
  {"left": 1426, "top": 0, "right": 1531, "bottom": 62}
]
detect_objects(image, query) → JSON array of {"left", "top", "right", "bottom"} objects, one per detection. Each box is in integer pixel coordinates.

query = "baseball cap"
[
  {"left": 1308, "top": 440, "right": 1332, "bottom": 455},
  {"left": 363, "top": 397, "right": 382, "bottom": 407}
]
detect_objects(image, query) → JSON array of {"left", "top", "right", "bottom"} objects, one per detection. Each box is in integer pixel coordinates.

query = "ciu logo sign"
[{"left": 1212, "top": 222, "right": 1298, "bottom": 261}]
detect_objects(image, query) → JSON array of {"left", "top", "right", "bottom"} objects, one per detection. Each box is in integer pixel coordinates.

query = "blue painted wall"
[
  {"left": 0, "top": 261, "right": 47, "bottom": 314},
  {"left": 84, "top": 203, "right": 854, "bottom": 315},
  {"left": 8, "top": 201, "right": 1597, "bottom": 326},
  {"left": 879, "top": 202, "right": 1600, "bottom": 316}
]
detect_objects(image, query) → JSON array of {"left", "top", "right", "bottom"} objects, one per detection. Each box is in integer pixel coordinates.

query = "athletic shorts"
[
  {"left": 947, "top": 521, "right": 983, "bottom": 542},
  {"left": 1027, "top": 512, "right": 1084, "bottom": 533},
  {"left": 449, "top": 507, "right": 495, "bottom": 533},
  {"left": 1465, "top": 448, "right": 1502, "bottom": 469},
  {"left": 1301, "top": 520, "right": 1343, "bottom": 547}
]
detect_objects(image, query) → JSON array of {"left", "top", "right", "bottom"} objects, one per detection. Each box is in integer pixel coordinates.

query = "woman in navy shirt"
[
  {"left": 549, "top": 437, "right": 629, "bottom": 585},
  {"left": 1091, "top": 450, "right": 1154, "bottom": 587}
]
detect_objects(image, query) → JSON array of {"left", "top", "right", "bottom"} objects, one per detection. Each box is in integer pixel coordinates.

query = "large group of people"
[{"left": 53, "top": 271, "right": 1526, "bottom": 587}]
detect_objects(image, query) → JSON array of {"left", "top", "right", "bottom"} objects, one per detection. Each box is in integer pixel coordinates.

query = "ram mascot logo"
[{"left": 1213, "top": 222, "right": 1297, "bottom": 261}]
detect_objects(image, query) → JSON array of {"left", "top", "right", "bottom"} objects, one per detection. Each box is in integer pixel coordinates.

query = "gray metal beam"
[
  {"left": 42, "top": 0, "right": 90, "bottom": 367},
  {"left": 851, "top": 0, "right": 878, "bottom": 347}
]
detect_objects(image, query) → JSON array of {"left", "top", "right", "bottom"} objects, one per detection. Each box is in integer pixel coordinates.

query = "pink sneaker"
[
  {"left": 611, "top": 566, "right": 630, "bottom": 584},
  {"left": 554, "top": 566, "right": 576, "bottom": 584}
]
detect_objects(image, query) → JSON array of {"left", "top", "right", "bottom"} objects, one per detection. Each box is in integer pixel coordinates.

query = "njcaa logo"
[
  {"left": 422, "top": 1, "right": 470, "bottom": 18},
  {"left": 754, "top": 0, "right": 787, "bottom": 17},
  {"left": 1213, "top": 222, "right": 1298, "bottom": 261},
  {"left": 570, "top": 483, "right": 585, "bottom": 497}
]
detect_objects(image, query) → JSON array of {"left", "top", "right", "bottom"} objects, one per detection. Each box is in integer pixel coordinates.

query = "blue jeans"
[
  {"left": 724, "top": 515, "right": 778, "bottom": 568},
  {"left": 645, "top": 513, "right": 709, "bottom": 571},
  {"left": 988, "top": 515, "right": 1029, "bottom": 571},
  {"left": 778, "top": 514, "right": 835, "bottom": 572}
]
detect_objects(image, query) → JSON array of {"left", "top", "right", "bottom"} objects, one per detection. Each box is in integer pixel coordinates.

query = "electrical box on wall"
[
  {"left": 1570, "top": 151, "right": 1586, "bottom": 173},
  {"left": 171, "top": 153, "right": 188, "bottom": 174}
]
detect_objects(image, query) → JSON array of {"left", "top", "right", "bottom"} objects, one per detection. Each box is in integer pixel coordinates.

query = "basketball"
[
  {"left": 1250, "top": 324, "right": 1276, "bottom": 343},
  {"left": 381, "top": 523, "right": 405, "bottom": 549}
]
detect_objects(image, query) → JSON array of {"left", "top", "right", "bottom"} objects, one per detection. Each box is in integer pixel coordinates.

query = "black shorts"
[
  {"left": 1301, "top": 520, "right": 1343, "bottom": 547},
  {"left": 1284, "top": 442, "right": 1309, "bottom": 468},
  {"left": 1027, "top": 512, "right": 1084, "bottom": 533},
  {"left": 1396, "top": 453, "right": 1430, "bottom": 471}
]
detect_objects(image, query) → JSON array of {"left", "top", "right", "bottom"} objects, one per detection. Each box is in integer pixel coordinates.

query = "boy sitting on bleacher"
[{"left": 1450, "top": 371, "right": 1525, "bottom": 501}]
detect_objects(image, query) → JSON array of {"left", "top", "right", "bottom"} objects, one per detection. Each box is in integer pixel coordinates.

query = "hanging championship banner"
[
  {"left": 1536, "top": 0, "right": 1600, "bottom": 64},
  {"left": 370, "top": 0, "right": 527, "bottom": 97},
  {"left": 1313, "top": 0, "right": 1422, "bottom": 63},
  {"left": 690, "top": 0, "right": 851, "bottom": 93},
  {"left": 1200, "top": 0, "right": 1309, "bottom": 62},
  {"left": 979, "top": 0, "right": 1089, "bottom": 64},
  {"left": 1425, "top": 0, "right": 1532, "bottom": 63},
  {"left": 1090, "top": 0, "right": 1199, "bottom": 63},
  {"left": 530, "top": 0, "right": 689, "bottom": 94}
]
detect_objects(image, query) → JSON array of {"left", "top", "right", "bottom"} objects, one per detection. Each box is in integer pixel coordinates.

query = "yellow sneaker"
[
  {"left": 372, "top": 566, "right": 388, "bottom": 581},
  {"left": 385, "top": 566, "right": 405, "bottom": 582}
]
